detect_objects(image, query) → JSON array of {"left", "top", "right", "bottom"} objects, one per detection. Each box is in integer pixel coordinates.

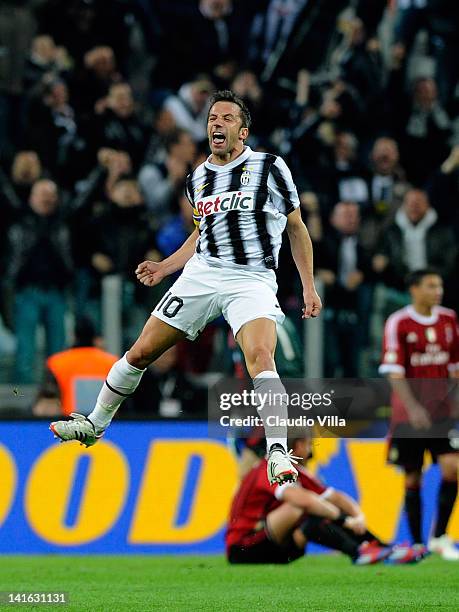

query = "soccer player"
[
  {"left": 50, "top": 90, "right": 322, "bottom": 484},
  {"left": 379, "top": 269, "right": 459, "bottom": 560},
  {"left": 226, "top": 436, "right": 421, "bottom": 565}
]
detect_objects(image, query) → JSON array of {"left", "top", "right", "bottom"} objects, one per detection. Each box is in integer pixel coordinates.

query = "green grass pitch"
[{"left": 0, "top": 554, "right": 456, "bottom": 611}]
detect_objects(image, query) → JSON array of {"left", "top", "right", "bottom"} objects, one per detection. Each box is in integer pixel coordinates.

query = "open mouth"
[{"left": 212, "top": 132, "right": 226, "bottom": 146}]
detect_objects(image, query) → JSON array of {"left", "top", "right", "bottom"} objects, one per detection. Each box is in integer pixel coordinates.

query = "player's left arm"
[{"left": 286, "top": 207, "right": 322, "bottom": 319}]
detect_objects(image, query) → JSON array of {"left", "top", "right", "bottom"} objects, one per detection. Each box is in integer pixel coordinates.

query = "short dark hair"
[
  {"left": 405, "top": 268, "right": 442, "bottom": 289},
  {"left": 208, "top": 90, "right": 252, "bottom": 129}
]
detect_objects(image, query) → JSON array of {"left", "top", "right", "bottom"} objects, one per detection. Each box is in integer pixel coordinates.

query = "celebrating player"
[
  {"left": 50, "top": 90, "right": 322, "bottom": 484},
  {"left": 226, "top": 436, "right": 422, "bottom": 565},
  {"left": 380, "top": 269, "right": 459, "bottom": 560}
]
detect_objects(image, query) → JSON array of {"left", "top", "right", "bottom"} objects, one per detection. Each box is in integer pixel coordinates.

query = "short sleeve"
[
  {"left": 267, "top": 156, "right": 300, "bottom": 216},
  {"left": 379, "top": 313, "right": 406, "bottom": 375}
]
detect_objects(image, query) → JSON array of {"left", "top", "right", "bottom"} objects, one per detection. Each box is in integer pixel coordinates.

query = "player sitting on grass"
[{"left": 226, "top": 434, "right": 425, "bottom": 565}]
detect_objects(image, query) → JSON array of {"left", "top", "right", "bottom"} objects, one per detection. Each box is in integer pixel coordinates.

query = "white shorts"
[{"left": 152, "top": 255, "right": 285, "bottom": 340}]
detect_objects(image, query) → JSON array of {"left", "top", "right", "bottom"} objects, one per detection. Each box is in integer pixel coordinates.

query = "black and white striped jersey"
[{"left": 185, "top": 146, "right": 300, "bottom": 270}]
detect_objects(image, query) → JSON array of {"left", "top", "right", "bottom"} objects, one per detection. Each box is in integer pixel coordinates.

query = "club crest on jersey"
[
  {"left": 425, "top": 327, "right": 437, "bottom": 343},
  {"left": 196, "top": 191, "right": 255, "bottom": 218},
  {"left": 240, "top": 168, "right": 252, "bottom": 186}
]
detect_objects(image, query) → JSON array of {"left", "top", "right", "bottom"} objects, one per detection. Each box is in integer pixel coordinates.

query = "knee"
[
  {"left": 127, "top": 342, "right": 158, "bottom": 370},
  {"left": 245, "top": 343, "right": 274, "bottom": 371}
]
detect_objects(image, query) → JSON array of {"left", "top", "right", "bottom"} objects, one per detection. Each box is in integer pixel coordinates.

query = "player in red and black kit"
[
  {"left": 380, "top": 269, "right": 459, "bottom": 560},
  {"left": 226, "top": 436, "right": 422, "bottom": 565}
]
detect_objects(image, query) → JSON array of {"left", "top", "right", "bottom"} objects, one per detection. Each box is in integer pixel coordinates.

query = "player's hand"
[
  {"left": 408, "top": 404, "right": 432, "bottom": 430},
  {"left": 302, "top": 286, "right": 322, "bottom": 319},
  {"left": 344, "top": 513, "right": 366, "bottom": 535},
  {"left": 135, "top": 261, "right": 166, "bottom": 287}
]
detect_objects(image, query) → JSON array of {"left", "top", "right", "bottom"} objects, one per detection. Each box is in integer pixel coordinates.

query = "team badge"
[
  {"left": 240, "top": 166, "right": 252, "bottom": 186},
  {"left": 425, "top": 327, "right": 437, "bottom": 343}
]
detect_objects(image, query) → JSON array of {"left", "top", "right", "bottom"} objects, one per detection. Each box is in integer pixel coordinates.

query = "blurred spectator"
[
  {"left": 360, "top": 137, "right": 410, "bottom": 252},
  {"left": 316, "top": 201, "right": 372, "bottom": 376},
  {"left": 91, "top": 82, "right": 148, "bottom": 170},
  {"left": 163, "top": 77, "right": 213, "bottom": 143},
  {"left": 35, "top": 0, "right": 134, "bottom": 71},
  {"left": 0, "top": 0, "right": 36, "bottom": 157},
  {"left": 23, "top": 35, "right": 71, "bottom": 92},
  {"left": 321, "top": 131, "right": 369, "bottom": 214},
  {"left": 70, "top": 46, "right": 121, "bottom": 117},
  {"left": 249, "top": 0, "right": 348, "bottom": 96},
  {"left": 33, "top": 317, "right": 118, "bottom": 418},
  {"left": 139, "top": 129, "right": 196, "bottom": 226},
  {"left": 6, "top": 180, "right": 73, "bottom": 383},
  {"left": 153, "top": 0, "right": 251, "bottom": 90},
  {"left": 26, "top": 77, "right": 88, "bottom": 187},
  {"left": 373, "top": 188, "right": 457, "bottom": 292},
  {"left": 335, "top": 16, "right": 385, "bottom": 134},
  {"left": 143, "top": 108, "right": 178, "bottom": 165},
  {"left": 230, "top": 70, "right": 273, "bottom": 141},
  {"left": 393, "top": 0, "right": 459, "bottom": 106},
  {"left": 86, "top": 175, "right": 158, "bottom": 343},
  {"left": 156, "top": 193, "right": 195, "bottom": 259},
  {"left": 390, "top": 74, "right": 453, "bottom": 185},
  {"left": 0, "top": 151, "right": 43, "bottom": 222}
]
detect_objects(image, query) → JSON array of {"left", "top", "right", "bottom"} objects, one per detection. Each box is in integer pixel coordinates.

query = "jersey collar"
[
  {"left": 205, "top": 146, "right": 252, "bottom": 171},
  {"left": 406, "top": 305, "right": 439, "bottom": 325}
]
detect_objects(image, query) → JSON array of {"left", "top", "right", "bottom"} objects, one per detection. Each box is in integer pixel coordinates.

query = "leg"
[
  {"left": 43, "top": 289, "right": 67, "bottom": 356},
  {"left": 14, "top": 288, "right": 41, "bottom": 383},
  {"left": 434, "top": 453, "right": 458, "bottom": 538},
  {"left": 87, "top": 315, "right": 185, "bottom": 431},
  {"left": 265, "top": 501, "right": 305, "bottom": 546},
  {"left": 237, "top": 318, "right": 298, "bottom": 484},
  {"left": 300, "top": 515, "right": 361, "bottom": 560},
  {"left": 228, "top": 503, "right": 305, "bottom": 564},
  {"left": 404, "top": 469, "right": 423, "bottom": 544},
  {"left": 237, "top": 318, "right": 287, "bottom": 449}
]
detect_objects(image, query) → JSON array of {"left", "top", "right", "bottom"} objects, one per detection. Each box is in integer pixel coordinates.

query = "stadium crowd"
[{"left": 1, "top": 0, "right": 458, "bottom": 412}]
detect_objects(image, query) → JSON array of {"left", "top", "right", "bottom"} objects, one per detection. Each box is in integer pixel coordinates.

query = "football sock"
[
  {"left": 434, "top": 479, "right": 458, "bottom": 537},
  {"left": 405, "top": 486, "right": 422, "bottom": 544},
  {"left": 88, "top": 353, "right": 145, "bottom": 431},
  {"left": 301, "top": 516, "right": 359, "bottom": 559},
  {"left": 253, "top": 370, "right": 287, "bottom": 453}
]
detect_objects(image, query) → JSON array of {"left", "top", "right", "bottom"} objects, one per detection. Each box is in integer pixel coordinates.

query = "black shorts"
[
  {"left": 388, "top": 424, "right": 459, "bottom": 471},
  {"left": 227, "top": 525, "right": 304, "bottom": 564}
]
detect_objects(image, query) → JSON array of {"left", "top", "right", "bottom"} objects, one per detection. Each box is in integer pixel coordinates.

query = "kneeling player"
[{"left": 226, "top": 436, "right": 422, "bottom": 565}]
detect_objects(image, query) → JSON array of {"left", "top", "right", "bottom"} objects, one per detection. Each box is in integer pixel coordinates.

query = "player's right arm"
[
  {"left": 379, "top": 313, "right": 431, "bottom": 429},
  {"left": 387, "top": 373, "right": 432, "bottom": 429},
  {"left": 135, "top": 228, "right": 199, "bottom": 287}
]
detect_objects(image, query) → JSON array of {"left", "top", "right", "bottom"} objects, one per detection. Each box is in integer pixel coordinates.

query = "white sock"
[
  {"left": 88, "top": 353, "right": 145, "bottom": 432},
  {"left": 253, "top": 370, "right": 287, "bottom": 453}
]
